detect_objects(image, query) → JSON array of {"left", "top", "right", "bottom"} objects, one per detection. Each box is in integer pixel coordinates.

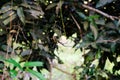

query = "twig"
[
  {"left": 53, "top": 65, "right": 72, "bottom": 76},
  {"left": 81, "top": 4, "right": 119, "bottom": 21},
  {"left": 70, "top": 13, "right": 82, "bottom": 38},
  {"left": 96, "top": 38, "right": 120, "bottom": 43},
  {"left": 52, "top": 63, "right": 77, "bottom": 80}
]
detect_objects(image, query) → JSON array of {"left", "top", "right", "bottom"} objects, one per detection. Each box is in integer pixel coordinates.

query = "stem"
[{"left": 81, "top": 4, "right": 119, "bottom": 20}]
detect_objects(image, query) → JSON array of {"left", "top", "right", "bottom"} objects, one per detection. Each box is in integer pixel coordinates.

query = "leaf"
[
  {"left": 21, "top": 3, "right": 31, "bottom": 8},
  {"left": 83, "top": 21, "right": 89, "bottom": 31},
  {"left": 24, "top": 61, "right": 43, "bottom": 67},
  {"left": 25, "top": 9, "right": 43, "bottom": 19},
  {"left": 0, "top": 11, "right": 14, "bottom": 19},
  {"left": 117, "top": 19, "right": 120, "bottom": 27},
  {"left": 105, "top": 22, "right": 116, "bottom": 29},
  {"left": 46, "top": 3, "right": 57, "bottom": 10},
  {"left": 90, "top": 23, "right": 98, "bottom": 40},
  {"left": 111, "top": 42, "right": 116, "bottom": 53},
  {"left": 84, "top": 51, "right": 95, "bottom": 63},
  {"left": 10, "top": 70, "right": 18, "bottom": 78},
  {"left": 96, "top": 49, "right": 101, "bottom": 59},
  {"left": 75, "top": 42, "right": 91, "bottom": 49},
  {"left": 76, "top": 11, "right": 87, "bottom": 19},
  {"left": 1, "top": 45, "right": 12, "bottom": 52},
  {"left": 0, "top": 5, "right": 12, "bottom": 14},
  {"left": 17, "top": 7, "right": 25, "bottom": 24},
  {"left": 96, "top": 0, "right": 115, "bottom": 8},
  {"left": 5, "top": 58, "right": 23, "bottom": 70},
  {"left": 21, "top": 49, "right": 32, "bottom": 56},
  {"left": 88, "top": 15, "right": 99, "bottom": 21},
  {"left": 27, "top": 69, "right": 45, "bottom": 80},
  {"left": 95, "top": 18, "right": 105, "bottom": 25},
  {"left": 3, "top": 13, "right": 17, "bottom": 25},
  {"left": 0, "top": 61, "right": 4, "bottom": 69}
]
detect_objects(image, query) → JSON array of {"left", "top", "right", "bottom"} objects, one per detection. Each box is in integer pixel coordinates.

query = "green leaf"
[
  {"left": 10, "top": 70, "right": 18, "bottom": 78},
  {"left": 87, "top": 15, "right": 99, "bottom": 21},
  {"left": 111, "top": 42, "right": 116, "bottom": 53},
  {"left": 96, "top": 0, "right": 114, "bottom": 8},
  {"left": 96, "top": 49, "right": 101, "bottom": 59},
  {"left": 24, "top": 61, "right": 43, "bottom": 67},
  {"left": 5, "top": 58, "right": 23, "bottom": 70},
  {"left": 76, "top": 11, "right": 87, "bottom": 19},
  {"left": 17, "top": 7, "right": 25, "bottom": 24},
  {"left": 27, "top": 69, "right": 45, "bottom": 80}
]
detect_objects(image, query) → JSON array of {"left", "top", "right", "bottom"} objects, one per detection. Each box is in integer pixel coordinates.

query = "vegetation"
[{"left": 0, "top": 0, "right": 120, "bottom": 80}]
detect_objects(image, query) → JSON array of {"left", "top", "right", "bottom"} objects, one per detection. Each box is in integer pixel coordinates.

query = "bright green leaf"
[
  {"left": 24, "top": 61, "right": 43, "bottom": 67},
  {"left": 27, "top": 69, "right": 45, "bottom": 80},
  {"left": 5, "top": 58, "right": 23, "bottom": 70},
  {"left": 10, "top": 70, "right": 18, "bottom": 78}
]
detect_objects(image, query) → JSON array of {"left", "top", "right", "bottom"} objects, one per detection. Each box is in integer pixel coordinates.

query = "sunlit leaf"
[
  {"left": 27, "top": 69, "right": 45, "bottom": 80},
  {"left": 24, "top": 61, "right": 43, "bottom": 67},
  {"left": 17, "top": 7, "right": 25, "bottom": 24},
  {"left": 5, "top": 58, "right": 23, "bottom": 70},
  {"left": 10, "top": 70, "right": 18, "bottom": 78}
]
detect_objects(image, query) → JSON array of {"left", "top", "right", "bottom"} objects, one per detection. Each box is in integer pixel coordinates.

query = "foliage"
[{"left": 0, "top": 0, "right": 120, "bottom": 80}]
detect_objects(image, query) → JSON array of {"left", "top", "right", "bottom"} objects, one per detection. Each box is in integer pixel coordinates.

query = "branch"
[
  {"left": 70, "top": 13, "right": 82, "bottom": 38},
  {"left": 53, "top": 65, "right": 72, "bottom": 75},
  {"left": 81, "top": 4, "right": 119, "bottom": 21},
  {"left": 52, "top": 63, "right": 77, "bottom": 80}
]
